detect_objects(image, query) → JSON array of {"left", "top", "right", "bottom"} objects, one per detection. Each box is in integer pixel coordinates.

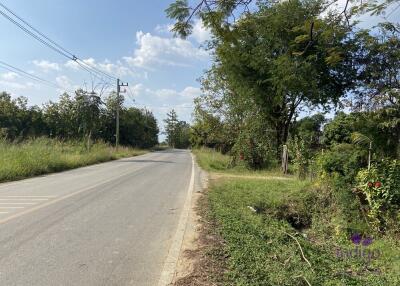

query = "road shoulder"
[{"left": 170, "top": 155, "right": 209, "bottom": 284}]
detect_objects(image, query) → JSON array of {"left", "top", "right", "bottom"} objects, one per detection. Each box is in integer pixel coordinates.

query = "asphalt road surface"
[{"left": 0, "top": 149, "right": 192, "bottom": 286}]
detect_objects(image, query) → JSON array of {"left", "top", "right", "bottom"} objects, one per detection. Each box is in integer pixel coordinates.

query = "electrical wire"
[
  {"left": 386, "top": 3, "right": 400, "bottom": 19},
  {"left": 0, "top": 60, "right": 75, "bottom": 93},
  {"left": 0, "top": 1, "right": 117, "bottom": 81}
]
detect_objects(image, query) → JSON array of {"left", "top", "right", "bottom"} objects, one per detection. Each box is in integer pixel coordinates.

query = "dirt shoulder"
[{"left": 171, "top": 160, "right": 228, "bottom": 286}]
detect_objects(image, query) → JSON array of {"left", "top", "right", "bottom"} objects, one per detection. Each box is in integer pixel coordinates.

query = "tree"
[
  {"left": 1, "top": 89, "right": 159, "bottom": 148},
  {"left": 164, "top": 109, "right": 191, "bottom": 148},
  {"left": 119, "top": 108, "right": 159, "bottom": 148},
  {"left": 351, "top": 23, "right": 400, "bottom": 111},
  {"left": 208, "top": 0, "right": 356, "bottom": 158},
  {"left": 291, "top": 113, "right": 326, "bottom": 151},
  {"left": 0, "top": 92, "right": 46, "bottom": 139},
  {"left": 164, "top": 109, "right": 179, "bottom": 148},
  {"left": 166, "top": 0, "right": 359, "bottom": 40}
]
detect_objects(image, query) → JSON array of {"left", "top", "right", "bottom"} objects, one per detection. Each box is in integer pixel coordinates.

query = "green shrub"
[
  {"left": 290, "top": 137, "right": 313, "bottom": 180},
  {"left": 316, "top": 143, "right": 367, "bottom": 185},
  {"left": 356, "top": 159, "right": 400, "bottom": 228}
]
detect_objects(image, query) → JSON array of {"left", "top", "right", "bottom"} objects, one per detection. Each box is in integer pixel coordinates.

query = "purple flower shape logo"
[
  {"left": 350, "top": 233, "right": 374, "bottom": 246},
  {"left": 351, "top": 233, "right": 362, "bottom": 245},
  {"left": 362, "top": 237, "right": 374, "bottom": 246}
]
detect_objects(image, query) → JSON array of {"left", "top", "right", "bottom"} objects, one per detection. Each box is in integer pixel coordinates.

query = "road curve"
[{"left": 0, "top": 149, "right": 192, "bottom": 286}]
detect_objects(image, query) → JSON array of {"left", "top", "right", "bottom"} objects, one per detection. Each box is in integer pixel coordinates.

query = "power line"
[
  {"left": 0, "top": 9, "right": 71, "bottom": 59},
  {"left": 0, "top": 60, "right": 75, "bottom": 93},
  {"left": 0, "top": 1, "right": 117, "bottom": 81},
  {"left": 386, "top": 3, "right": 400, "bottom": 19},
  {"left": 0, "top": 2, "right": 74, "bottom": 58}
]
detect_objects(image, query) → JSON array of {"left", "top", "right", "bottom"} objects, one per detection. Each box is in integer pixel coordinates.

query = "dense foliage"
[
  {"left": 0, "top": 91, "right": 159, "bottom": 148},
  {"left": 163, "top": 109, "right": 191, "bottom": 149},
  {"left": 356, "top": 159, "right": 400, "bottom": 229}
]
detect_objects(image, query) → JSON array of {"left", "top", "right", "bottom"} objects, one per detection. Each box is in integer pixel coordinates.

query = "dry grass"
[{"left": 0, "top": 138, "right": 147, "bottom": 183}]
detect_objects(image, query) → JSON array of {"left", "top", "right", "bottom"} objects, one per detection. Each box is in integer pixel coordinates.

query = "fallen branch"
[
  {"left": 294, "top": 275, "right": 312, "bottom": 286},
  {"left": 284, "top": 231, "right": 313, "bottom": 270}
]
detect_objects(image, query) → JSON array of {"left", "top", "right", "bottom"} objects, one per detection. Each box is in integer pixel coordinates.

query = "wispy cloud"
[
  {"left": 33, "top": 60, "right": 60, "bottom": 72},
  {"left": 124, "top": 31, "right": 209, "bottom": 69},
  {"left": 1, "top": 71, "right": 20, "bottom": 81}
]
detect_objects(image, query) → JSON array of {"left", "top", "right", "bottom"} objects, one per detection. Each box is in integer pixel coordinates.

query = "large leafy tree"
[
  {"left": 208, "top": 0, "right": 356, "bottom": 157},
  {"left": 351, "top": 23, "right": 400, "bottom": 110},
  {"left": 166, "top": 0, "right": 361, "bottom": 39}
]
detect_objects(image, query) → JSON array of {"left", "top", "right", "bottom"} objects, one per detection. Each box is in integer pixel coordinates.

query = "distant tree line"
[
  {"left": 0, "top": 90, "right": 159, "bottom": 148},
  {"left": 163, "top": 109, "right": 191, "bottom": 149}
]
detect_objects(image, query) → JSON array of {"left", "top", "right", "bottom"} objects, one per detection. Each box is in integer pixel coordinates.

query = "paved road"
[{"left": 0, "top": 149, "right": 192, "bottom": 286}]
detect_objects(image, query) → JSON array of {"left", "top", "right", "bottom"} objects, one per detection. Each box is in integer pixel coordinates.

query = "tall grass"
[{"left": 0, "top": 138, "right": 147, "bottom": 183}]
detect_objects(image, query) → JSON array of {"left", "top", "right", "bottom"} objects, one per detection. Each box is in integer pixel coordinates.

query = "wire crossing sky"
[{"left": 0, "top": 0, "right": 211, "bottom": 131}]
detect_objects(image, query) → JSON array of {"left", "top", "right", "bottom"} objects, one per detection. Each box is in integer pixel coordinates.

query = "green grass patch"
[
  {"left": 193, "top": 147, "right": 285, "bottom": 177},
  {"left": 207, "top": 177, "right": 400, "bottom": 285},
  {"left": 0, "top": 138, "right": 147, "bottom": 183}
]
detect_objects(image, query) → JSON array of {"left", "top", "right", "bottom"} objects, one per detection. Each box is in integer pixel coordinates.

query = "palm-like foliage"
[{"left": 351, "top": 132, "right": 373, "bottom": 169}]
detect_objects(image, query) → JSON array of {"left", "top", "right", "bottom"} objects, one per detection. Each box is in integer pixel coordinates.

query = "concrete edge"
[{"left": 157, "top": 152, "right": 195, "bottom": 286}]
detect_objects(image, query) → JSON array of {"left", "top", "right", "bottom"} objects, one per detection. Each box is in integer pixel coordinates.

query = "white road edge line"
[{"left": 157, "top": 153, "right": 195, "bottom": 286}]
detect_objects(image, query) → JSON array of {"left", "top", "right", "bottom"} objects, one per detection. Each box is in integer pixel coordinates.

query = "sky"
[
  {"left": 0, "top": 0, "right": 398, "bottom": 139},
  {"left": 0, "top": 0, "right": 212, "bottom": 139}
]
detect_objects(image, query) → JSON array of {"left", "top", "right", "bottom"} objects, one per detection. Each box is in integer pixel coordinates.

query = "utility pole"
[{"left": 116, "top": 78, "right": 128, "bottom": 149}]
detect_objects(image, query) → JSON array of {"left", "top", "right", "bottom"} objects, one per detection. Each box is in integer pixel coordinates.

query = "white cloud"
[
  {"left": 55, "top": 75, "right": 76, "bottom": 93},
  {"left": 0, "top": 80, "right": 35, "bottom": 90},
  {"left": 139, "top": 86, "right": 201, "bottom": 101},
  {"left": 191, "top": 19, "right": 212, "bottom": 43},
  {"left": 130, "top": 83, "right": 144, "bottom": 96},
  {"left": 124, "top": 31, "right": 209, "bottom": 69},
  {"left": 65, "top": 58, "right": 137, "bottom": 78},
  {"left": 180, "top": 86, "right": 201, "bottom": 98},
  {"left": 1, "top": 72, "right": 19, "bottom": 81},
  {"left": 154, "top": 88, "right": 179, "bottom": 99},
  {"left": 33, "top": 60, "right": 60, "bottom": 72},
  {"left": 154, "top": 24, "right": 174, "bottom": 34}
]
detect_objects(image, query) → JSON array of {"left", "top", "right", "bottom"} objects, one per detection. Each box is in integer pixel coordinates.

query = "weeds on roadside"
[{"left": 0, "top": 137, "right": 146, "bottom": 183}]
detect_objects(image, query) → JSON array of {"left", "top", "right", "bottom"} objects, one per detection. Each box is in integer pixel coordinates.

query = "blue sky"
[
  {"left": 0, "top": 0, "right": 212, "bottom": 137},
  {"left": 0, "top": 0, "right": 398, "bottom": 138}
]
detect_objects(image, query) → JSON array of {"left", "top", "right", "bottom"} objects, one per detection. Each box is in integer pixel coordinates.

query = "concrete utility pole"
[{"left": 116, "top": 78, "right": 128, "bottom": 149}]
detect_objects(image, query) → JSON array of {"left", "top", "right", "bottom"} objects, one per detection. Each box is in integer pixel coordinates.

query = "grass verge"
[
  {"left": 192, "top": 147, "right": 287, "bottom": 178},
  {"left": 177, "top": 148, "right": 400, "bottom": 286},
  {"left": 0, "top": 138, "right": 147, "bottom": 183}
]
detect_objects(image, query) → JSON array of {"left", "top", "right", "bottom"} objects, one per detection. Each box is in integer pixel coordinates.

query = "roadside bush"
[
  {"left": 356, "top": 159, "right": 400, "bottom": 229},
  {"left": 316, "top": 143, "right": 367, "bottom": 185},
  {"left": 289, "top": 137, "right": 313, "bottom": 180},
  {"left": 231, "top": 132, "right": 277, "bottom": 170}
]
